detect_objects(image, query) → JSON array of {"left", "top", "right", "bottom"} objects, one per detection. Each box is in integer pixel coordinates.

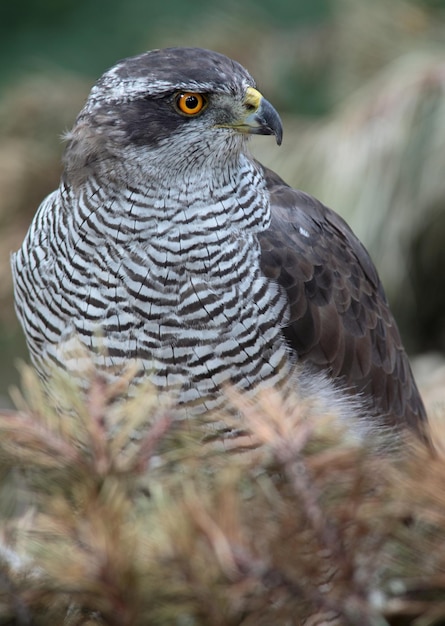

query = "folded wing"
[{"left": 259, "top": 166, "right": 427, "bottom": 433}]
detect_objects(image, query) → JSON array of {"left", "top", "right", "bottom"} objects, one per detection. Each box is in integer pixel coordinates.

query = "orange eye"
[{"left": 176, "top": 92, "right": 207, "bottom": 115}]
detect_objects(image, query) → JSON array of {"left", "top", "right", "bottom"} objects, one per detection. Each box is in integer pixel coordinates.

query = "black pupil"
[{"left": 186, "top": 95, "right": 199, "bottom": 109}]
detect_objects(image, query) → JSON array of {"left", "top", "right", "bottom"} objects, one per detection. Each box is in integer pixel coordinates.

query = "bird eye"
[{"left": 175, "top": 92, "right": 207, "bottom": 116}]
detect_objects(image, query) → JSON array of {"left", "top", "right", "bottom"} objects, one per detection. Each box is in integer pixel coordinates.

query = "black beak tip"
[{"left": 259, "top": 97, "right": 283, "bottom": 147}]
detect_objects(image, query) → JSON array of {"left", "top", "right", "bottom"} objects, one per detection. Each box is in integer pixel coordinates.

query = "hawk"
[{"left": 11, "top": 47, "right": 426, "bottom": 439}]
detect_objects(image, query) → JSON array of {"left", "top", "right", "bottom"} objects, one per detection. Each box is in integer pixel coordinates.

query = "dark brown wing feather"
[{"left": 259, "top": 165, "right": 427, "bottom": 433}]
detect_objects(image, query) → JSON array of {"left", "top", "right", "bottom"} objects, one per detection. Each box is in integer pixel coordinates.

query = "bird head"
[{"left": 63, "top": 47, "right": 283, "bottom": 183}]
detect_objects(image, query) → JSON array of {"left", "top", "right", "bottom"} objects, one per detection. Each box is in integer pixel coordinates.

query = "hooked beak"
[{"left": 227, "top": 86, "right": 283, "bottom": 146}]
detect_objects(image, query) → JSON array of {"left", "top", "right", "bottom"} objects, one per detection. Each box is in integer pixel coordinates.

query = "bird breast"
[{"left": 14, "top": 155, "right": 291, "bottom": 412}]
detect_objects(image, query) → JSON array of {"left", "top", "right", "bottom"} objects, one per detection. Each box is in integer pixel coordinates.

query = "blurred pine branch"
[{"left": 0, "top": 367, "right": 444, "bottom": 625}]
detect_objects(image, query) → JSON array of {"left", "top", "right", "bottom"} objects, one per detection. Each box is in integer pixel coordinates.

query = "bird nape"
[{"left": 11, "top": 47, "right": 427, "bottom": 445}]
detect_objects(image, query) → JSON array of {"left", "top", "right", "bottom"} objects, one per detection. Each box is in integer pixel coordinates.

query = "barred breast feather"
[{"left": 12, "top": 156, "right": 291, "bottom": 414}]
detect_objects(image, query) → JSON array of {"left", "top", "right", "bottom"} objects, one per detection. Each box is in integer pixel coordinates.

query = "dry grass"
[{"left": 253, "top": 50, "right": 445, "bottom": 312}]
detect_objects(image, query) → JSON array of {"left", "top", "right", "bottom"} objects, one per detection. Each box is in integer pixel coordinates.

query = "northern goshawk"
[{"left": 11, "top": 47, "right": 427, "bottom": 440}]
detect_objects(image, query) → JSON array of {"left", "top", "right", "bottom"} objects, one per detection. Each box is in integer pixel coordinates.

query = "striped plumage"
[
  {"left": 12, "top": 47, "right": 426, "bottom": 439},
  {"left": 14, "top": 153, "right": 290, "bottom": 411}
]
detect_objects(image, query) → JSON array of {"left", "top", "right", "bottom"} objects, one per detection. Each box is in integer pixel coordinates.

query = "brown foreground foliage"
[{"left": 0, "top": 368, "right": 444, "bottom": 626}]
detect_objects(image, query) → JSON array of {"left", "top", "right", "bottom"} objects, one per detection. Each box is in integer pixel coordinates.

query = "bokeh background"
[{"left": 1, "top": 0, "right": 445, "bottom": 407}]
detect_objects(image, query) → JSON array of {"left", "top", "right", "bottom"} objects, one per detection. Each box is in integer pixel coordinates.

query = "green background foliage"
[{"left": 0, "top": 0, "right": 329, "bottom": 113}]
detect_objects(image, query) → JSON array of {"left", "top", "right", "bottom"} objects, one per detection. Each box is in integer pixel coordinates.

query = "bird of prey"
[{"left": 12, "top": 47, "right": 426, "bottom": 439}]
